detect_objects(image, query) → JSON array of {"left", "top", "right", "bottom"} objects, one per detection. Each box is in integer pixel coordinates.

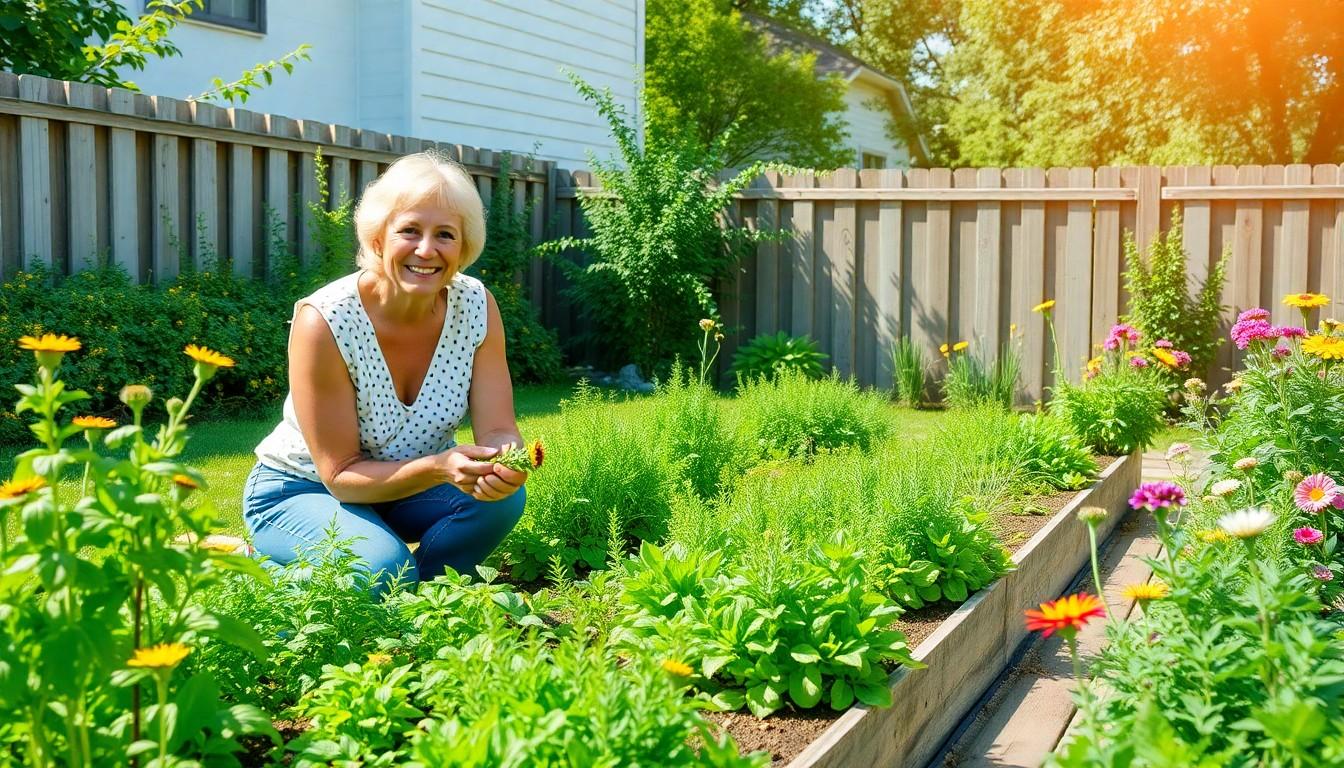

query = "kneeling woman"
[{"left": 243, "top": 152, "right": 526, "bottom": 593}]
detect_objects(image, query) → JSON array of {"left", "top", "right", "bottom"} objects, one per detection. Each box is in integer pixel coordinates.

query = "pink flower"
[
  {"left": 1273, "top": 346, "right": 1291, "bottom": 358},
  {"left": 1130, "top": 481, "right": 1188, "bottom": 513},
  {"left": 1334, "top": 493, "right": 1344, "bottom": 510},
  {"left": 1277, "top": 326, "right": 1308, "bottom": 339},
  {"left": 1172, "top": 349, "right": 1191, "bottom": 367},
  {"left": 1104, "top": 323, "right": 1141, "bottom": 351},
  {"left": 1165, "top": 443, "right": 1191, "bottom": 461},
  {"left": 1103, "top": 336, "right": 1120, "bottom": 351},
  {"left": 1311, "top": 564, "right": 1334, "bottom": 582},
  {"left": 1154, "top": 339, "right": 1174, "bottom": 349},
  {"left": 1130, "top": 355, "right": 1149, "bottom": 368},
  {"left": 1238, "top": 308, "right": 1271, "bottom": 323},
  {"left": 1231, "top": 318, "right": 1276, "bottom": 349},
  {"left": 1294, "top": 473, "right": 1339, "bottom": 513},
  {"left": 1294, "top": 527, "right": 1324, "bottom": 546}
]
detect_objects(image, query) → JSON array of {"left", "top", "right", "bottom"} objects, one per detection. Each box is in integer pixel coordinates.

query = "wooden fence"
[
  {"left": 0, "top": 72, "right": 553, "bottom": 301},
  {"left": 554, "top": 165, "right": 1344, "bottom": 399}
]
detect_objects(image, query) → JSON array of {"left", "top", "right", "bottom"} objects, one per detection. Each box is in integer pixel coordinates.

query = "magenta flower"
[
  {"left": 1273, "top": 346, "right": 1291, "bottom": 358},
  {"left": 1294, "top": 473, "right": 1339, "bottom": 513},
  {"left": 1311, "top": 564, "right": 1334, "bottom": 582},
  {"left": 1154, "top": 339, "right": 1174, "bottom": 349},
  {"left": 1130, "top": 481, "right": 1188, "bottom": 513},
  {"left": 1238, "top": 308, "right": 1270, "bottom": 323},
  {"left": 1172, "top": 349, "right": 1191, "bottom": 366},
  {"left": 1277, "top": 326, "right": 1308, "bottom": 339},
  {"left": 1293, "top": 527, "right": 1324, "bottom": 546},
  {"left": 1231, "top": 318, "right": 1276, "bottom": 349},
  {"left": 1129, "top": 355, "right": 1149, "bottom": 368}
]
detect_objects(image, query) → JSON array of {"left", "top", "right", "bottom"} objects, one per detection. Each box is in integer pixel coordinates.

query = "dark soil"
[{"left": 239, "top": 718, "right": 309, "bottom": 767}]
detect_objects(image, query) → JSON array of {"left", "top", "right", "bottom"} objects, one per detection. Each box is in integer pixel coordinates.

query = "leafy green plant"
[
  {"left": 649, "top": 363, "right": 748, "bottom": 499},
  {"left": 1051, "top": 365, "right": 1167, "bottom": 455},
  {"left": 537, "top": 72, "right": 780, "bottom": 373},
  {"left": 1121, "top": 208, "right": 1229, "bottom": 377},
  {"left": 942, "top": 342, "right": 1019, "bottom": 410},
  {"left": 1006, "top": 413, "right": 1098, "bottom": 491},
  {"left": 304, "top": 148, "right": 358, "bottom": 288},
  {"left": 889, "top": 337, "right": 928, "bottom": 408},
  {"left": 501, "top": 383, "right": 674, "bottom": 581},
  {"left": 729, "top": 331, "right": 828, "bottom": 384},
  {"left": 617, "top": 533, "right": 922, "bottom": 718},
  {"left": 289, "top": 658, "right": 424, "bottom": 766},
  {"left": 734, "top": 368, "right": 891, "bottom": 458},
  {"left": 468, "top": 152, "right": 565, "bottom": 384}
]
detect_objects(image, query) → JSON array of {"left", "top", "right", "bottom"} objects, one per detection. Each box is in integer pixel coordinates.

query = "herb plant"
[
  {"left": 889, "top": 337, "right": 928, "bottom": 408},
  {"left": 729, "top": 331, "right": 828, "bottom": 384},
  {"left": 734, "top": 368, "right": 891, "bottom": 458}
]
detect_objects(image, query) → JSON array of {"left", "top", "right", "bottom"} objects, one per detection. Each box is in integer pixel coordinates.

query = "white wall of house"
[
  {"left": 841, "top": 76, "right": 911, "bottom": 169},
  {"left": 117, "top": 0, "right": 644, "bottom": 166}
]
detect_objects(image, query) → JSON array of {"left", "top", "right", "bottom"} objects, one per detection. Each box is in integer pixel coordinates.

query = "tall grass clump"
[
  {"left": 942, "top": 342, "right": 1020, "bottom": 410},
  {"left": 647, "top": 364, "right": 747, "bottom": 499},
  {"left": 889, "top": 338, "right": 928, "bottom": 408},
  {"left": 1005, "top": 412, "right": 1098, "bottom": 491},
  {"left": 733, "top": 368, "right": 891, "bottom": 458},
  {"left": 501, "top": 383, "right": 674, "bottom": 581}
]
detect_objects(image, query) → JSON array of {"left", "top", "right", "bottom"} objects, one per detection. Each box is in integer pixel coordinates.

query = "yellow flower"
[
  {"left": 1032, "top": 300, "right": 1056, "bottom": 314},
  {"left": 1284, "top": 292, "right": 1330, "bottom": 309},
  {"left": 366, "top": 652, "right": 392, "bottom": 667},
  {"left": 1121, "top": 581, "right": 1169, "bottom": 604},
  {"left": 0, "top": 476, "right": 46, "bottom": 500},
  {"left": 527, "top": 438, "right": 545, "bottom": 470},
  {"left": 184, "top": 344, "right": 235, "bottom": 383},
  {"left": 661, "top": 659, "right": 693, "bottom": 678},
  {"left": 1009, "top": 323, "right": 1017, "bottom": 335},
  {"left": 952, "top": 341, "right": 969, "bottom": 353},
  {"left": 127, "top": 642, "right": 190, "bottom": 670},
  {"left": 1303, "top": 334, "right": 1344, "bottom": 360},
  {"left": 72, "top": 415, "right": 116, "bottom": 430},
  {"left": 18, "top": 333, "right": 80, "bottom": 370},
  {"left": 184, "top": 344, "right": 235, "bottom": 369},
  {"left": 1196, "top": 528, "right": 1232, "bottom": 545},
  {"left": 1152, "top": 348, "right": 1179, "bottom": 368},
  {"left": 698, "top": 319, "right": 715, "bottom": 332},
  {"left": 1086, "top": 356, "right": 1103, "bottom": 374},
  {"left": 172, "top": 474, "right": 200, "bottom": 490},
  {"left": 18, "top": 333, "right": 81, "bottom": 353}
]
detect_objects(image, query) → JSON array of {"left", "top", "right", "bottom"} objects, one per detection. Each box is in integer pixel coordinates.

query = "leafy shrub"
[
  {"left": 500, "top": 383, "right": 674, "bottom": 581},
  {"left": 729, "top": 331, "right": 827, "bottom": 384},
  {"left": 942, "top": 342, "right": 1019, "bottom": 410},
  {"left": 870, "top": 504, "right": 1012, "bottom": 609},
  {"left": 467, "top": 151, "right": 565, "bottom": 384},
  {"left": 734, "top": 368, "right": 891, "bottom": 458},
  {"left": 1051, "top": 366, "right": 1167, "bottom": 455},
  {"left": 0, "top": 263, "right": 293, "bottom": 442},
  {"left": 889, "top": 337, "right": 928, "bottom": 408},
  {"left": 616, "top": 535, "right": 921, "bottom": 717},
  {"left": 1121, "top": 208, "right": 1229, "bottom": 377},
  {"left": 538, "top": 73, "right": 777, "bottom": 373},
  {"left": 1005, "top": 413, "right": 1098, "bottom": 491}
]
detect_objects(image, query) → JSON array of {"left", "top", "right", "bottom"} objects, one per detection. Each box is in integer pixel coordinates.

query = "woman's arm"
[
  {"left": 289, "top": 303, "right": 497, "bottom": 504},
  {"left": 466, "top": 289, "right": 528, "bottom": 501}
]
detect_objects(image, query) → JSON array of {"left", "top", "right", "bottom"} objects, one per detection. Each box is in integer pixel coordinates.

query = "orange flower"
[
  {"left": 1151, "top": 348, "right": 1179, "bottom": 368},
  {"left": 72, "top": 415, "right": 116, "bottom": 430},
  {"left": 527, "top": 439, "right": 545, "bottom": 470},
  {"left": 18, "top": 334, "right": 81, "bottom": 353},
  {"left": 1024, "top": 593, "right": 1106, "bottom": 639},
  {"left": 172, "top": 474, "right": 200, "bottom": 490}
]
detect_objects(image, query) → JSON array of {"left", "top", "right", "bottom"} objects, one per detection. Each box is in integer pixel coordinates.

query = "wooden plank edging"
[{"left": 786, "top": 451, "right": 1142, "bottom": 768}]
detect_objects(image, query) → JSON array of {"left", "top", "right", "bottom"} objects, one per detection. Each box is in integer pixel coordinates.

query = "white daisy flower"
[
  {"left": 1217, "top": 507, "right": 1276, "bottom": 539},
  {"left": 1209, "top": 479, "right": 1242, "bottom": 497}
]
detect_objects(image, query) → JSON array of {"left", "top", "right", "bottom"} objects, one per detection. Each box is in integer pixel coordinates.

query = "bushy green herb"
[
  {"left": 1006, "top": 413, "right": 1098, "bottom": 491},
  {"left": 889, "top": 337, "right": 928, "bottom": 408},
  {"left": 942, "top": 342, "right": 1019, "bottom": 410},
  {"left": 729, "top": 332, "right": 828, "bottom": 384},
  {"left": 1051, "top": 366, "right": 1167, "bottom": 455},
  {"left": 734, "top": 369, "right": 891, "bottom": 458},
  {"left": 537, "top": 73, "right": 779, "bottom": 373},
  {"left": 290, "top": 658, "right": 424, "bottom": 766},
  {"left": 501, "top": 383, "right": 673, "bottom": 580},
  {"left": 649, "top": 364, "right": 746, "bottom": 499},
  {"left": 1121, "top": 208, "right": 1229, "bottom": 377}
]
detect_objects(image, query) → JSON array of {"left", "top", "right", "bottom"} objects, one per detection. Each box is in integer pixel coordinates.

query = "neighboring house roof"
[{"left": 744, "top": 13, "right": 931, "bottom": 164}]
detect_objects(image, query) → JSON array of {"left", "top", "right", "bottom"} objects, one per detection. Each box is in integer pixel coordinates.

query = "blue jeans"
[{"left": 242, "top": 462, "right": 525, "bottom": 594}]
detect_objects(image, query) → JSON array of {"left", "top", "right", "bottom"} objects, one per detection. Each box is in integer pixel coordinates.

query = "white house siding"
[
  {"left": 842, "top": 78, "right": 910, "bottom": 169},
  {"left": 120, "top": 0, "right": 361, "bottom": 128},
  {"left": 358, "top": 0, "right": 414, "bottom": 135},
  {"left": 411, "top": 0, "right": 642, "bottom": 166}
]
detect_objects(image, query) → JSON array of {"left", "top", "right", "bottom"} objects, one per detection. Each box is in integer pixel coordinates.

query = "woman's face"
[{"left": 375, "top": 202, "right": 464, "bottom": 298}]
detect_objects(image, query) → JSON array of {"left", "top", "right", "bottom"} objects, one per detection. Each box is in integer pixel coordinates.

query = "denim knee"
[{"left": 356, "top": 538, "right": 418, "bottom": 591}]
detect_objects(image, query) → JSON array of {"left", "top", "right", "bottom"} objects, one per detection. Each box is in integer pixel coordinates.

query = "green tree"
[
  {"left": 0, "top": 0, "right": 308, "bottom": 103},
  {"left": 646, "top": 0, "right": 851, "bottom": 169}
]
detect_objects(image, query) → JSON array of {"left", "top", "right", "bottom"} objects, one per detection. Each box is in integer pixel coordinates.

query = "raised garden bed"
[{"left": 782, "top": 450, "right": 1140, "bottom": 768}]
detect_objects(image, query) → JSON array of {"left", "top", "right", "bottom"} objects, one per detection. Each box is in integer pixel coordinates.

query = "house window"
[
  {"left": 860, "top": 152, "right": 887, "bottom": 170},
  {"left": 161, "top": 0, "right": 265, "bottom": 33}
]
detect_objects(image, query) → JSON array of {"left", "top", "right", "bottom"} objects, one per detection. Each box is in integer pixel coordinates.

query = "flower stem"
[{"left": 1085, "top": 520, "right": 1112, "bottom": 618}]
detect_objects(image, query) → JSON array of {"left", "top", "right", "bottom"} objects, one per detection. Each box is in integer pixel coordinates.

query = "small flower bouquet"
[{"left": 494, "top": 438, "right": 545, "bottom": 473}]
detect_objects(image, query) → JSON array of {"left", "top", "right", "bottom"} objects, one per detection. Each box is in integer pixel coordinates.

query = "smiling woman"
[{"left": 245, "top": 153, "right": 528, "bottom": 595}]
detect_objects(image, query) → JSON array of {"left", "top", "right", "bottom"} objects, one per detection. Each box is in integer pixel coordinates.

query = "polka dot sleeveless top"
[{"left": 254, "top": 270, "right": 488, "bottom": 483}]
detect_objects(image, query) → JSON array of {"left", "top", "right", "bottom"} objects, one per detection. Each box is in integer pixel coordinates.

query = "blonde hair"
[{"left": 353, "top": 152, "right": 486, "bottom": 273}]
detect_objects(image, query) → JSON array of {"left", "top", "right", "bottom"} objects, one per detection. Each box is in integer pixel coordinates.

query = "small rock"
[{"left": 617, "top": 364, "right": 655, "bottom": 393}]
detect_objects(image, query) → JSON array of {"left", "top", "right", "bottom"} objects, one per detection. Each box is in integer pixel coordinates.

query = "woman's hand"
[
  {"left": 438, "top": 445, "right": 503, "bottom": 496},
  {"left": 473, "top": 462, "right": 526, "bottom": 502}
]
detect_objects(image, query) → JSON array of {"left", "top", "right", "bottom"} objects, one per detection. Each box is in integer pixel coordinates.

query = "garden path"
[{"left": 930, "top": 448, "right": 1208, "bottom": 768}]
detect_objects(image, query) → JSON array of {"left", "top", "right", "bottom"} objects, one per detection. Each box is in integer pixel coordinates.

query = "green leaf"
[
  {"left": 788, "top": 666, "right": 823, "bottom": 709},
  {"left": 829, "top": 678, "right": 854, "bottom": 710}
]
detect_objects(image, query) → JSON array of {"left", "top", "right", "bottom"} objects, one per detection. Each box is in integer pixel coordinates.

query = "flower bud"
[
  {"left": 1076, "top": 506, "right": 1108, "bottom": 525},
  {"left": 119, "top": 384, "right": 153, "bottom": 408},
  {"left": 1285, "top": 470, "right": 1305, "bottom": 484},
  {"left": 699, "top": 319, "right": 715, "bottom": 332},
  {"left": 1183, "top": 377, "right": 1205, "bottom": 392},
  {"left": 1233, "top": 457, "right": 1259, "bottom": 472}
]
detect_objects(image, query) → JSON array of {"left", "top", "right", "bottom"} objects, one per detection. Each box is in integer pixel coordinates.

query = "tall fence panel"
[{"left": 0, "top": 72, "right": 553, "bottom": 286}]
